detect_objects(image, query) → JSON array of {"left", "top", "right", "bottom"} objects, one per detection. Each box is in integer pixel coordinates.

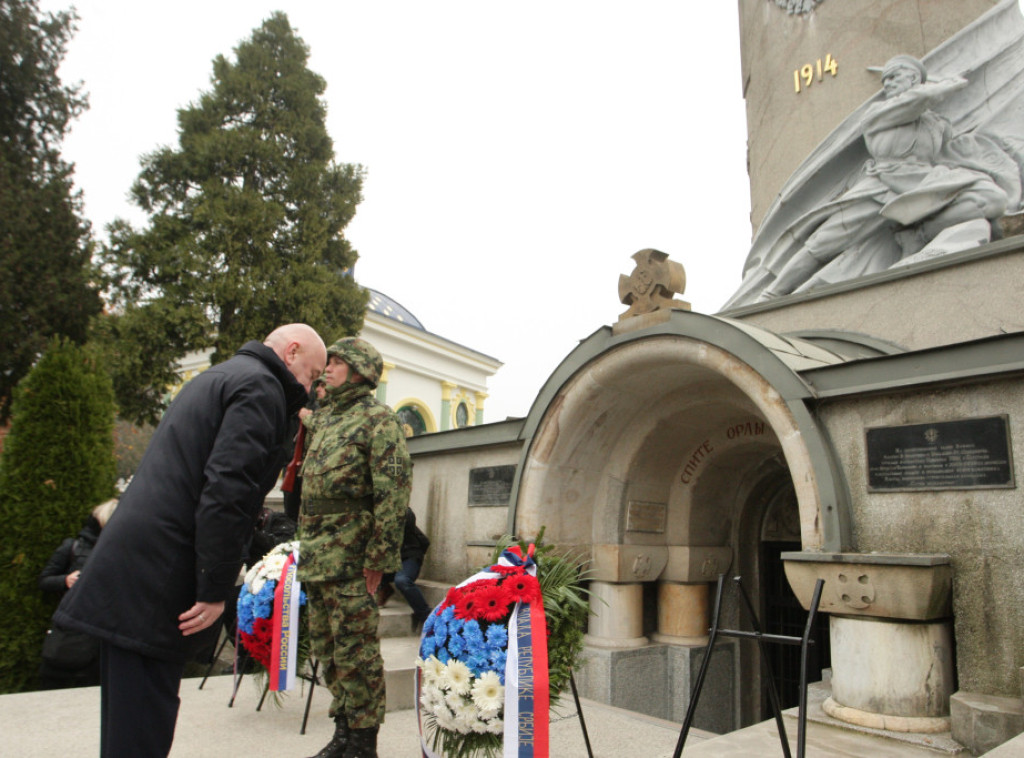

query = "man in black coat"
[{"left": 55, "top": 323, "right": 326, "bottom": 758}]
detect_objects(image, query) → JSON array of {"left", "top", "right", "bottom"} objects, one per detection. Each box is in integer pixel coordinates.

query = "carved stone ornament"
[{"left": 618, "top": 248, "right": 691, "bottom": 320}]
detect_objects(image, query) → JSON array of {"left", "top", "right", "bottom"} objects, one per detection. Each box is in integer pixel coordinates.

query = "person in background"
[
  {"left": 283, "top": 378, "right": 327, "bottom": 521},
  {"left": 54, "top": 323, "right": 326, "bottom": 758},
  {"left": 37, "top": 498, "right": 118, "bottom": 689},
  {"left": 298, "top": 337, "right": 412, "bottom": 758},
  {"left": 376, "top": 506, "right": 431, "bottom": 629}
]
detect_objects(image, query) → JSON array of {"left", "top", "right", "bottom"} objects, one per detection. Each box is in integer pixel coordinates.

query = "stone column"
[
  {"left": 652, "top": 581, "right": 710, "bottom": 645},
  {"left": 439, "top": 380, "right": 456, "bottom": 431},
  {"left": 474, "top": 391, "right": 487, "bottom": 425},
  {"left": 826, "top": 615, "right": 954, "bottom": 732},
  {"left": 584, "top": 581, "right": 647, "bottom": 648},
  {"left": 377, "top": 361, "right": 394, "bottom": 404}
]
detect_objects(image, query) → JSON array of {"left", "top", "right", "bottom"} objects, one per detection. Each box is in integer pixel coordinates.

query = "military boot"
[
  {"left": 309, "top": 713, "right": 349, "bottom": 758},
  {"left": 342, "top": 725, "right": 378, "bottom": 758}
]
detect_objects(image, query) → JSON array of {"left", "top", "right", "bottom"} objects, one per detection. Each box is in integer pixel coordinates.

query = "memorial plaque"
[
  {"left": 626, "top": 500, "right": 667, "bottom": 534},
  {"left": 468, "top": 465, "right": 517, "bottom": 506},
  {"left": 866, "top": 415, "right": 1014, "bottom": 491}
]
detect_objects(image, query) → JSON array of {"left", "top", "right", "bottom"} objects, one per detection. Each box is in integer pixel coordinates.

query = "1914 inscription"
[{"left": 866, "top": 416, "right": 1014, "bottom": 491}]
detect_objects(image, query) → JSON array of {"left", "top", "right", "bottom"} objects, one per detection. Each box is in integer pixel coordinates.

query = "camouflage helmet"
[{"left": 327, "top": 337, "right": 383, "bottom": 388}]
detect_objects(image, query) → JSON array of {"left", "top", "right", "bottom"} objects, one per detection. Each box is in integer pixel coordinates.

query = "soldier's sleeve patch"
[{"left": 384, "top": 455, "right": 404, "bottom": 478}]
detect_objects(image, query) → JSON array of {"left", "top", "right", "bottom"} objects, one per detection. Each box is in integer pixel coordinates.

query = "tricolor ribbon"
[
  {"left": 269, "top": 547, "right": 300, "bottom": 692},
  {"left": 502, "top": 545, "right": 549, "bottom": 758}
]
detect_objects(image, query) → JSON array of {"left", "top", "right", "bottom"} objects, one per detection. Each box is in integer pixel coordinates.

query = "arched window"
[{"left": 397, "top": 405, "right": 427, "bottom": 437}]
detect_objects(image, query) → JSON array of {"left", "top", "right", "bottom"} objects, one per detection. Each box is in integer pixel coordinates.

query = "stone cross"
[{"left": 618, "top": 248, "right": 691, "bottom": 320}]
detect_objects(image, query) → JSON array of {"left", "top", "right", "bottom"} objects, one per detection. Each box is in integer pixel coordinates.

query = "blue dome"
[{"left": 366, "top": 288, "right": 424, "bottom": 330}]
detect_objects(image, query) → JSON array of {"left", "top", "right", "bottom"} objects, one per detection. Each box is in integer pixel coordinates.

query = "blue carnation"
[
  {"left": 447, "top": 634, "right": 466, "bottom": 658},
  {"left": 462, "top": 619, "right": 483, "bottom": 644},
  {"left": 485, "top": 624, "right": 507, "bottom": 650},
  {"left": 237, "top": 591, "right": 256, "bottom": 633}
]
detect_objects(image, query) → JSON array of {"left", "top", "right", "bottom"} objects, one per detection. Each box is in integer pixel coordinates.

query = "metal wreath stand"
[{"left": 673, "top": 574, "right": 824, "bottom": 758}]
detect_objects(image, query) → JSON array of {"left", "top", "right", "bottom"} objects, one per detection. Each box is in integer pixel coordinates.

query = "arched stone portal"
[{"left": 507, "top": 311, "right": 860, "bottom": 727}]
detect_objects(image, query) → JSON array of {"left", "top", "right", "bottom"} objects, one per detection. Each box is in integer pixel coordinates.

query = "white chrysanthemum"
[
  {"left": 444, "top": 690, "right": 466, "bottom": 713},
  {"left": 442, "top": 659, "right": 473, "bottom": 695},
  {"left": 420, "top": 656, "right": 445, "bottom": 688},
  {"left": 263, "top": 553, "right": 287, "bottom": 577},
  {"left": 486, "top": 716, "right": 505, "bottom": 734},
  {"left": 450, "top": 697, "right": 479, "bottom": 734},
  {"left": 470, "top": 670, "right": 504, "bottom": 714},
  {"left": 420, "top": 689, "right": 442, "bottom": 711},
  {"left": 433, "top": 702, "right": 457, "bottom": 731},
  {"left": 251, "top": 575, "right": 266, "bottom": 594},
  {"left": 243, "top": 562, "right": 262, "bottom": 587}
]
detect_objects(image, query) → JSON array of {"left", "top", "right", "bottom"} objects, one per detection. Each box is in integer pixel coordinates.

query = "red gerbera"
[
  {"left": 474, "top": 583, "right": 515, "bottom": 622},
  {"left": 439, "top": 585, "right": 463, "bottom": 611},
  {"left": 502, "top": 573, "right": 541, "bottom": 605},
  {"left": 240, "top": 617, "right": 274, "bottom": 668}
]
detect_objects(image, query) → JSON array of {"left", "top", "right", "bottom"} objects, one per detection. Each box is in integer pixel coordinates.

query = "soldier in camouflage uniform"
[{"left": 298, "top": 337, "right": 412, "bottom": 758}]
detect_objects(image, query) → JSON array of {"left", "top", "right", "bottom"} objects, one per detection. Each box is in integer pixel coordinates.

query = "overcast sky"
[{"left": 41, "top": 1, "right": 751, "bottom": 422}]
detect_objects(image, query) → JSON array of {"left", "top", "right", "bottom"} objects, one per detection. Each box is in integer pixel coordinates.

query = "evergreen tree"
[
  {"left": 101, "top": 12, "right": 367, "bottom": 424},
  {"left": 0, "top": 0, "right": 102, "bottom": 421},
  {"left": 0, "top": 338, "right": 117, "bottom": 693}
]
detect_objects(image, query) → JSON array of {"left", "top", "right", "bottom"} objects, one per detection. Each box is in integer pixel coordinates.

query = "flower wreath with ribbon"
[{"left": 416, "top": 535, "right": 589, "bottom": 758}]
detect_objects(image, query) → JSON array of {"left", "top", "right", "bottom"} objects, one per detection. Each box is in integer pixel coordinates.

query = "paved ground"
[
  {"left": 0, "top": 672, "right": 697, "bottom": 757},
  {"left": 3, "top": 670, "right": 1003, "bottom": 757},
  {"left": 2, "top": 627, "right": 1008, "bottom": 757}
]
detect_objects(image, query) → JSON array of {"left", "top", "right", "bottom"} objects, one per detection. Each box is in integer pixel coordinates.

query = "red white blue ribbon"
[
  {"left": 502, "top": 545, "right": 549, "bottom": 758},
  {"left": 269, "top": 548, "right": 300, "bottom": 692}
]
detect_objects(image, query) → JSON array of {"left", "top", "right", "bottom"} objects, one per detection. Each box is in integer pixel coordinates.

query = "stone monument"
[{"left": 726, "top": 0, "right": 1024, "bottom": 308}]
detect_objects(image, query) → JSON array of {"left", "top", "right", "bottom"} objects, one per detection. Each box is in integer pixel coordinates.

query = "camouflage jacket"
[{"left": 297, "top": 382, "right": 412, "bottom": 588}]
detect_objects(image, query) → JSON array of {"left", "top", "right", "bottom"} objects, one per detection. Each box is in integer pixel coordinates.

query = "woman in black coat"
[{"left": 37, "top": 498, "right": 118, "bottom": 688}]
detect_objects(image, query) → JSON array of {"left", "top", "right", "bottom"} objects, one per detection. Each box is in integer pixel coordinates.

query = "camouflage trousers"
[{"left": 305, "top": 581, "right": 385, "bottom": 729}]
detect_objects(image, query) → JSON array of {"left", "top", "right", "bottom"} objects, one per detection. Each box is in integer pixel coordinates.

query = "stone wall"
[
  {"left": 816, "top": 378, "right": 1024, "bottom": 697},
  {"left": 724, "top": 238, "right": 1024, "bottom": 351},
  {"left": 408, "top": 426, "right": 523, "bottom": 585}
]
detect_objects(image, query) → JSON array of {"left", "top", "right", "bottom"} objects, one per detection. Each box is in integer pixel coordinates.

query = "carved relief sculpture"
[{"left": 724, "top": 1, "right": 1024, "bottom": 308}]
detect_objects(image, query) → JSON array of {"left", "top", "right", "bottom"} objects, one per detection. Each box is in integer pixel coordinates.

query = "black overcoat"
[{"left": 55, "top": 342, "right": 307, "bottom": 662}]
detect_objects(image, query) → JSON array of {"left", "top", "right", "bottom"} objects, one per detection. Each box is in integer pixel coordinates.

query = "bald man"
[{"left": 55, "top": 324, "right": 326, "bottom": 758}]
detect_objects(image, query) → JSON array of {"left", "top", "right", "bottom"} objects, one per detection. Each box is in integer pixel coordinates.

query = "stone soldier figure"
[{"left": 298, "top": 337, "right": 412, "bottom": 758}]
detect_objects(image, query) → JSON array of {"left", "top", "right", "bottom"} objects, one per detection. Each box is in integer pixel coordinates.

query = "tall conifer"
[
  {"left": 101, "top": 12, "right": 367, "bottom": 424},
  {"left": 0, "top": 0, "right": 101, "bottom": 421}
]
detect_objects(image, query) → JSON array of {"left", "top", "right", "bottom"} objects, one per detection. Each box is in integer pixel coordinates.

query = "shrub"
[{"left": 0, "top": 338, "right": 117, "bottom": 692}]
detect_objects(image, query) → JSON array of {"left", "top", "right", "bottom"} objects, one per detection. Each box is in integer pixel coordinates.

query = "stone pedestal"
[
  {"left": 652, "top": 581, "right": 709, "bottom": 645},
  {"left": 825, "top": 615, "right": 954, "bottom": 732},
  {"left": 585, "top": 580, "right": 647, "bottom": 648},
  {"left": 783, "top": 551, "right": 955, "bottom": 733}
]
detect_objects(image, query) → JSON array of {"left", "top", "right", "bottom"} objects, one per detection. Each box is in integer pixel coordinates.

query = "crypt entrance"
[{"left": 507, "top": 312, "right": 858, "bottom": 730}]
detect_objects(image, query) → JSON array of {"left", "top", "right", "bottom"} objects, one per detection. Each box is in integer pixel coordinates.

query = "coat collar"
[{"left": 236, "top": 340, "right": 309, "bottom": 415}]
